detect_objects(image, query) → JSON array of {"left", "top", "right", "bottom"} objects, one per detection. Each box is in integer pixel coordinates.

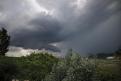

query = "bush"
[
  {"left": 16, "top": 52, "right": 58, "bottom": 81},
  {"left": 0, "top": 56, "right": 18, "bottom": 81},
  {"left": 43, "top": 52, "right": 97, "bottom": 81}
]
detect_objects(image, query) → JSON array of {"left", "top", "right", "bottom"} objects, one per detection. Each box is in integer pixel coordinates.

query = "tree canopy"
[{"left": 0, "top": 28, "right": 10, "bottom": 56}]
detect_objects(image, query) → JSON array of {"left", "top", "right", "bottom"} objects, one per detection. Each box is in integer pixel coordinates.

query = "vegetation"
[
  {"left": 0, "top": 51, "right": 120, "bottom": 81},
  {"left": 16, "top": 53, "right": 58, "bottom": 81},
  {"left": 0, "top": 28, "right": 10, "bottom": 56},
  {"left": 0, "top": 56, "right": 18, "bottom": 81},
  {"left": 0, "top": 52, "right": 58, "bottom": 81},
  {"left": 44, "top": 52, "right": 97, "bottom": 81}
]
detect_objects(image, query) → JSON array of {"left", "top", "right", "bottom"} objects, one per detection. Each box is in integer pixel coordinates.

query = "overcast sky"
[{"left": 0, "top": 0, "right": 121, "bottom": 56}]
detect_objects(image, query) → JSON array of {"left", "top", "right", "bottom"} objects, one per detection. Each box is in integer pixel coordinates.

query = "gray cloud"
[
  {"left": 59, "top": 0, "right": 121, "bottom": 54},
  {"left": 10, "top": 15, "right": 62, "bottom": 52},
  {"left": 0, "top": 0, "right": 121, "bottom": 54}
]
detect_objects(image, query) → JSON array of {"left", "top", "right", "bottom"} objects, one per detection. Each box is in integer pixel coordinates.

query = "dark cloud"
[
  {"left": 59, "top": 0, "right": 121, "bottom": 54},
  {"left": 10, "top": 15, "right": 63, "bottom": 52},
  {"left": 0, "top": 0, "right": 121, "bottom": 54}
]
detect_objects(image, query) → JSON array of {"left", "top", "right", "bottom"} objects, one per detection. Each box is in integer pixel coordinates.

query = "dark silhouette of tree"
[{"left": 0, "top": 28, "right": 10, "bottom": 56}]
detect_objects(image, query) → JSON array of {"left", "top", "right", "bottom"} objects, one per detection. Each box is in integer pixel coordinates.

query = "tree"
[
  {"left": 16, "top": 52, "right": 58, "bottom": 81},
  {"left": 43, "top": 52, "right": 97, "bottom": 81},
  {"left": 0, "top": 28, "right": 10, "bottom": 56}
]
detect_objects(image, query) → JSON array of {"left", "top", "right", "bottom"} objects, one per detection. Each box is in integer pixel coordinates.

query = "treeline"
[
  {"left": 88, "top": 48, "right": 121, "bottom": 59},
  {"left": 0, "top": 51, "right": 121, "bottom": 81},
  {"left": 0, "top": 52, "right": 58, "bottom": 81}
]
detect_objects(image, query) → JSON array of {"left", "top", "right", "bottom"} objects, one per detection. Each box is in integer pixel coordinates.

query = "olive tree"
[{"left": 43, "top": 51, "right": 98, "bottom": 81}]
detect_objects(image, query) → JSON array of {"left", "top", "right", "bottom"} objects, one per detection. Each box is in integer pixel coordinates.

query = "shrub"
[{"left": 43, "top": 52, "right": 97, "bottom": 81}]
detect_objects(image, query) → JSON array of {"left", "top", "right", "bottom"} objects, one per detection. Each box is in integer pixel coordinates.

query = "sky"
[{"left": 0, "top": 0, "right": 121, "bottom": 56}]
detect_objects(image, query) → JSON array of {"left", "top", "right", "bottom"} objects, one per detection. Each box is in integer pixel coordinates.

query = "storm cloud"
[{"left": 0, "top": 0, "right": 121, "bottom": 55}]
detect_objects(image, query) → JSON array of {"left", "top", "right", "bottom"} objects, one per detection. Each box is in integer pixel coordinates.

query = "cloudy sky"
[{"left": 0, "top": 0, "right": 121, "bottom": 56}]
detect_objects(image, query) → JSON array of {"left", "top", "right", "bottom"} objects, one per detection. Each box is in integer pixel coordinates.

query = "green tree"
[
  {"left": 0, "top": 28, "right": 10, "bottom": 56},
  {"left": 16, "top": 52, "right": 58, "bottom": 81},
  {"left": 43, "top": 52, "right": 97, "bottom": 81}
]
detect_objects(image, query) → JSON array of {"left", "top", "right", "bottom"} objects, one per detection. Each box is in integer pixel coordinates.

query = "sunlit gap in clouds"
[
  {"left": 26, "top": 0, "right": 54, "bottom": 15},
  {"left": 72, "top": 0, "right": 87, "bottom": 9}
]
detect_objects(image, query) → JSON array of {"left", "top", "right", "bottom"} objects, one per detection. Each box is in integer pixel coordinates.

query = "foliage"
[
  {"left": 0, "top": 28, "right": 10, "bottom": 56},
  {"left": 43, "top": 52, "right": 97, "bottom": 81},
  {"left": 0, "top": 56, "right": 19, "bottom": 81},
  {"left": 96, "top": 59, "right": 121, "bottom": 81},
  {"left": 16, "top": 52, "right": 58, "bottom": 81},
  {"left": 0, "top": 50, "right": 121, "bottom": 81}
]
